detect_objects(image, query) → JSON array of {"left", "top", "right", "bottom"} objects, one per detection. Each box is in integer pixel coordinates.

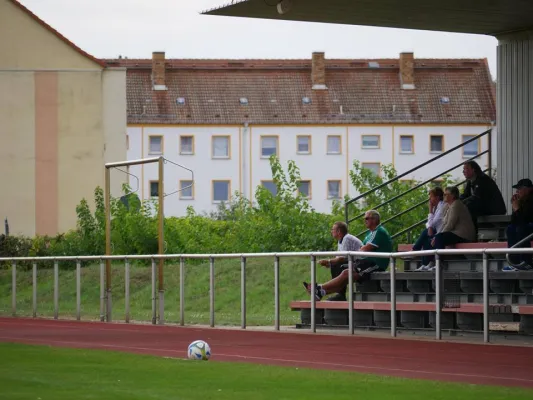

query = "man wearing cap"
[{"left": 504, "top": 178, "right": 533, "bottom": 271}]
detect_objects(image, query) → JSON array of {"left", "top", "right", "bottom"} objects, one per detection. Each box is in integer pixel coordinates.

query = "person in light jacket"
[
  {"left": 431, "top": 186, "right": 477, "bottom": 256},
  {"left": 413, "top": 187, "right": 448, "bottom": 270}
]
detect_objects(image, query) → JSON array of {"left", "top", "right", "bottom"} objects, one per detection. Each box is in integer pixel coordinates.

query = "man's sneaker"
[
  {"left": 326, "top": 293, "right": 346, "bottom": 302},
  {"left": 503, "top": 264, "right": 533, "bottom": 272},
  {"left": 302, "top": 282, "right": 324, "bottom": 301},
  {"left": 416, "top": 262, "right": 435, "bottom": 271}
]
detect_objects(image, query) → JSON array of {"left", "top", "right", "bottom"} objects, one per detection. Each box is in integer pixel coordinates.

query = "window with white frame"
[
  {"left": 148, "top": 136, "right": 163, "bottom": 154},
  {"left": 261, "top": 136, "right": 278, "bottom": 157},
  {"left": 362, "top": 162, "right": 381, "bottom": 176},
  {"left": 298, "top": 180, "right": 311, "bottom": 198},
  {"left": 213, "top": 181, "right": 230, "bottom": 202},
  {"left": 150, "top": 181, "right": 159, "bottom": 197},
  {"left": 400, "top": 135, "right": 414, "bottom": 153},
  {"left": 297, "top": 136, "right": 311, "bottom": 154},
  {"left": 462, "top": 135, "right": 478, "bottom": 157},
  {"left": 262, "top": 181, "right": 277, "bottom": 196},
  {"left": 327, "top": 135, "right": 341, "bottom": 154},
  {"left": 327, "top": 180, "right": 341, "bottom": 199},
  {"left": 179, "top": 180, "right": 193, "bottom": 199},
  {"left": 212, "top": 136, "right": 230, "bottom": 158},
  {"left": 430, "top": 135, "right": 444, "bottom": 153},
  {"left": 180, "top": 136, "right": 194, "bottom": 155},
  {"left": 362, "top": 135, "right": 380, "bottom": 149}
]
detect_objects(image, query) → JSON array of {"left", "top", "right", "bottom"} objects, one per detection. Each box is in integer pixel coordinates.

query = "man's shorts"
[{"left": 339, "top": 259, "right": 382, "bottom": 283}]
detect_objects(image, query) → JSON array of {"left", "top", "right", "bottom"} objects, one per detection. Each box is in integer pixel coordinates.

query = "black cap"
[{"left": 512, "top": 178, "right": 533, "bottom": 189}]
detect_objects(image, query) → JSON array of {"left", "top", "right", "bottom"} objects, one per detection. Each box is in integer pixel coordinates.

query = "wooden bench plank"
[{"left": 289, "top": 300, "right": 533, "bottom": 315}]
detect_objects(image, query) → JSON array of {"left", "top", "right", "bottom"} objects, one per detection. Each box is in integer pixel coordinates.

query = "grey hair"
[
  {"left": 445, "top": 186, "right": 460, "bottom": 200},
  {"left": 366, "top": 209, "right": 381, "bottom": 223}
]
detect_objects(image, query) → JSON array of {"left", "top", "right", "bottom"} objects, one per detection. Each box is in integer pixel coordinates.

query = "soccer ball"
[{"left": 187, "top": 340, "right": 211, "bottom": 361}]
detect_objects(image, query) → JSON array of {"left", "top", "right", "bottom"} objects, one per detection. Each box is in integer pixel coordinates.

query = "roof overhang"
[{"left": 202, "top": 0, "right": 533, "bottom": 37}]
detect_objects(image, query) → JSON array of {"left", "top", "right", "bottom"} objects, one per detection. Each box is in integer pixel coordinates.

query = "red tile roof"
[
  {"left": 10, "top": 0, "right": 106, "bottom": 68},
  {"left": 111, "top": 56, "right": 496, "bottom": 125}
]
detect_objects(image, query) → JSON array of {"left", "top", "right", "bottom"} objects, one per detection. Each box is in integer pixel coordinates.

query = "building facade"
[
  {"left": 0, "top": 0, "right": 127, "bottom": 236},
  {"left": 120, "top": 52, "right": 496, "bottom": 216}
]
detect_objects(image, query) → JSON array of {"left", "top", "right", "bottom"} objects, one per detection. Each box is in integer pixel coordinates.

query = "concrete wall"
[{"left": 127, "top": 124, "right": 493, "bottom": 216}]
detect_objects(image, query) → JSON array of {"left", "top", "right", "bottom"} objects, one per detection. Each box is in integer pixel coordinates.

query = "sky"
[{"left": 18, "top": 0, "right": 498, "bottom": 78}]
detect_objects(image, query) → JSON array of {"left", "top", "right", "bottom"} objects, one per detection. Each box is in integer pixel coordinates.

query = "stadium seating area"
[{"left": 290, "top": 215, "right": 533, "bottom": 337}]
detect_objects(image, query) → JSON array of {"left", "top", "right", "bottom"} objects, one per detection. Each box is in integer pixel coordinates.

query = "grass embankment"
[
  {"left": 1, "top": 343, "right": 531, "bottom": 400},
  {"left": 0, "top": 258, "right": 332, "bottom": 326}
]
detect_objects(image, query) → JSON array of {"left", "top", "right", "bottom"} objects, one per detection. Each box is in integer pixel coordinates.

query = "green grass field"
[
  {"left": 0, "top": 342, "right": 531, "bottom": 400},
  {"left": 0, "top": 258, "right": 334, "bottom": 326}
]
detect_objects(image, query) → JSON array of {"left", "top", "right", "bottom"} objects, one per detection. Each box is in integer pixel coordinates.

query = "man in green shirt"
[{"left": 303, "top": 209, "right": 393, "bottom": 300}]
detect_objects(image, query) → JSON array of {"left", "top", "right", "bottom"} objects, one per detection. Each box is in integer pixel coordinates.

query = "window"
[
  {"left": 213, "top": 180, "right": 230, "bottom": 202},
  {"left": 297, "top": 136, "right": 311, "bottom": 154},
  {"left": 327, "top": 135, "right": 341, "bottom": 154},
  {"left": 149, "top": 181, "right": 159, "bottom": 197},
  {"left": 362, "top": 135, "right": 380, "bottom": 149},
  {"left": 212, "top": 136, "right": 230, "bottom": 158},
  {"left": 180, "top": 136, "right": 194, "bottom": 155},
  {"left": 362, "top": 162, "right": 381, "bottom": 176},
  {"left": 430, "top": 135, "right": 444, "bottom": 153},
  {"left": 298, "top": 180, "right": 311, "bottom": 198},
  {"left": 463, "top": 135, "right": 479, "bottom": 157},
  {"left": 327, "top": 180, "right": 341, "bottom": 199},
  {"left": 148, "top": 136, "right": 163, "bottom": 154},
  {"left": 400, "top": 135, "right": 414, "bottom": 153},
  {"left": 261, "top": 136, "right": 278, "bottom": 157},
  {"left": 262, "top": 181, "right": 277, "bottom": 196},
  {"left": 179, "top": 180, "right": 193, "bottom": 199}
]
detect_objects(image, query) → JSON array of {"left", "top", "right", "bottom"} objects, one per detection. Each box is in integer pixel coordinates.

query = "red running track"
[{"left": 1, "top": 317, "right": 533, "bottom": 389}]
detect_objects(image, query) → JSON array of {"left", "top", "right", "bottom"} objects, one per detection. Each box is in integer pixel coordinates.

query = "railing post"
[
  {"left": 241, "top": 256, "right": 246, "bottom": 329},
  {"left": 151, "top": 258, "right": 157, "bottom": 325},
  {"left": 310, "top": 255, "right": 317, "bottom": 333},
  {"left": 390, "top": 255, "right": 397, "bottom": 337},
  {"left": 99, "top": 259, "right": 105, "bottom": 322},
  {"left": 11, "top": 261, "right": 16, "bottom": 317},
  {"left": 179, "top": 257, "right": 185, "bottom": 326},
  {"left": 76, "top": 260, "right": 81, "bottom": 321},
  {"left": 483, "top": 252, "right": 490, "bottom": 343},
  {"left": 435, "top": 253, "right": 442, "bottom": 340},
  {"left": 125, "top": 258, "right": 130, "bottom": 323},
  {"left": 348, "top": 255, "right": 354, "bottom": 334},
  {"left": 209, "top": 257, "right": 215, "bottom": 328},
  {"left": 32, "top": 262, "right": 37, "bottom": 318},
  {"left": 274, "top": 256, "right": 280, "bottom": 331},
  {"left": 53, "top": 261, "right": 59, "bottom": 320}
]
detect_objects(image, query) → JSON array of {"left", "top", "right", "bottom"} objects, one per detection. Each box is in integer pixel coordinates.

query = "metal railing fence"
[{"left": 2, "top": 246, "right": 533, "bottom": 344}]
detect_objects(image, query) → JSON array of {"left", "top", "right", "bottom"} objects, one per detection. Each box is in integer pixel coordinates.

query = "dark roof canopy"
[{"left": 202, "top": 0, "right": 533, "bottom": 37}]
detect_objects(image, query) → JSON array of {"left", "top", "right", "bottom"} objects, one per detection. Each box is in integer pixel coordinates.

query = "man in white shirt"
[
  {"left": 413, "top": 187, "right": 448, "bottom": 270},
  {"left": 317, "top": 221, "right": 362, "bottom": 301}
]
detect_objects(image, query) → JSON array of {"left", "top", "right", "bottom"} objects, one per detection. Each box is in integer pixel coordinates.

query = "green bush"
[{"left": 1, "top": 156, "right": 460, "bottom": 265}]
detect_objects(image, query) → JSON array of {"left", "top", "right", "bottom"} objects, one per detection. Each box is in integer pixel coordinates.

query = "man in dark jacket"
[
  {"left": 504, "top": 178, "right": 533, "bottom": 271},
  {"left": 460, "top": 161, "right": 507, "bottom": 227}
]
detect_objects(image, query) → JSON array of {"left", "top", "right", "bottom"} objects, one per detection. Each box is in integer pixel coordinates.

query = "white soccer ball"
[{"left": 187, "top": 340, "right": 211, "bottom": 361}]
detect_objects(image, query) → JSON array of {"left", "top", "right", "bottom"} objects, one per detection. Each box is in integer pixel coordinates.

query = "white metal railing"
[{"left": 2, "top": 247, "right": 533, "bottom": 344}]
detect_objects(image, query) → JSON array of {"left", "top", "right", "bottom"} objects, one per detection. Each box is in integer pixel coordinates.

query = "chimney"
[
  {"left": 311, "top": 52, "right": 327, "bottom": 90},
  {"left": 152, "top": 51, "right": 167, "bottom": 91},
  {"left": 399, "top": 52, "right": 415, "bottom": 90}
]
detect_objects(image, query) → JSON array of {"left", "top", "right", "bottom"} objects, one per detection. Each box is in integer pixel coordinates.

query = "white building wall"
[{"left": 127, "top": 124, "right": 495, "bottom": 216}]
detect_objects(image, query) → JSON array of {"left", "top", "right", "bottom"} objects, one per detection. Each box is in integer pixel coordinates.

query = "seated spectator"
[
  {"left": 413, "top": 187, "right": 448, "bottom": 271},
  {"left": 303, "top": 210, "right": 392, "bottom": 300},
  {"left": 318, "top": 221, "right": 363, "bottom": 301},
  {"left": 503, "top": 179, "right": 533, "bottom": 271},
  {"left": 426, "top": 186, "right": 476, "bottom": 270},
  {"left": 460, "top": 161, "right": 506, "bottom": 229}
]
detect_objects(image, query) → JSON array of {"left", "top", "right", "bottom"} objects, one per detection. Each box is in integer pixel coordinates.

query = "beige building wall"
[{"left": 0, "top": 0, "right": 126, "bottom": 237}]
